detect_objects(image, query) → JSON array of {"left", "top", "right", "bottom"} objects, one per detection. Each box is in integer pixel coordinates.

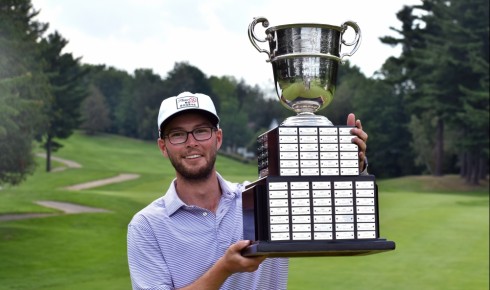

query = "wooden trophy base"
[{"left": 242, "top": 239, "right": 395, "bottom": 257}]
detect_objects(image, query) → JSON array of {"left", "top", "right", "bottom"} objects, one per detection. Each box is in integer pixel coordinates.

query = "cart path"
[
  {"left": 0, "top": 155, "right": 140, "bottom": 222},
  {"left": 35, "top": 153, "right": 141, "bottom": 189},
  {"left": 64, "top": 173, "right": 140, "bottom": 190},
  {"left": 36, "top": 153, "right": 82, "bottom": 171},
  {"left": 35, "top": 201, "right": 111, "bottom": 213},
  {"left": 0, "top": 213, "right": 56, "bottom": 222},
  {"left": 0, "top": 201, "right": 111, "bottom": 222}
]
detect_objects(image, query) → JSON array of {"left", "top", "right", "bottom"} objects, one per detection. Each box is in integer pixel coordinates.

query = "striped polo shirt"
[{"left": 127, "top": 173, "right": 289, "bottom": 289}]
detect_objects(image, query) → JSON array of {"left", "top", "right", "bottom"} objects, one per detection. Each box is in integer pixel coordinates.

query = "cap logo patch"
[{"left": 176, "top": 96, "right": 199, "bottom": 110}]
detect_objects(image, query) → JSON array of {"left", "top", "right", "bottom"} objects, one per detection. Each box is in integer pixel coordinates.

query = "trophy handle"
[
  {"left": 248, "top": 17, "right": 272, "bottom": 61},
  {"left": 340, "top": 21, "right": 362, "bottom": 62}
]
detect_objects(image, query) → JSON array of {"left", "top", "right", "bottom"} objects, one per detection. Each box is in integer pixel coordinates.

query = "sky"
[{"left": 31, "top": 0, "right": 421, "bottom": 91}]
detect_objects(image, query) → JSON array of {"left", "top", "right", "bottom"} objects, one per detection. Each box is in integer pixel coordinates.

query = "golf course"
[{"left": 0, "top": 132, "right": 488, "bottom": 290}]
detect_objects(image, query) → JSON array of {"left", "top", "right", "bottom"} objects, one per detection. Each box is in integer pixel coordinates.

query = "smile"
[{"left": 185, "top": 154, "right": 201, "bottom": 159}]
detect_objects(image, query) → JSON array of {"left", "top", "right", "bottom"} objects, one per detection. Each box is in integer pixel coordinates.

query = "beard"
[{"left": 167, "top": 149, "right": 217, "bottom": 181}]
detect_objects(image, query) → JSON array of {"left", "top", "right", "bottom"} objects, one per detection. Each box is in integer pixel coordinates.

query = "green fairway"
[
  {"left": 0, "top": 132, "right": 488, "bottom": 290},
  {"left": 288, "top": 185, "right": 489, "bottom": 290}
]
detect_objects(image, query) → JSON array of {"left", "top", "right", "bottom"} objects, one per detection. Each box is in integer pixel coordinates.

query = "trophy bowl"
[{"left": 249, "top": 17, "right": 361, "bottom": 126}]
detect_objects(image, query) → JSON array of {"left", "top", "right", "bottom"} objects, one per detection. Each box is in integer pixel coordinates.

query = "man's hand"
[
  {"left": 347, "top": 113, "right": 368, "bottom": 172},
  {"left": 219, "top": 240, "right": 267, "bottom": 275}
]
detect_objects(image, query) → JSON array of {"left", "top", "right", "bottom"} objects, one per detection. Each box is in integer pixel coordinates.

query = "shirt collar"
[
  {"left": 164, "top": 179, "right": 186, "bottom": 216},
  {"left": 163, "top": 172, "right": 239, "bottom": 216}
]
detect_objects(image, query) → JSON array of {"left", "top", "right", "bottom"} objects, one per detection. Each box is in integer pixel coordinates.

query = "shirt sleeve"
[{"left": 127, "top": 218, "right": 174, "bottom": 290}]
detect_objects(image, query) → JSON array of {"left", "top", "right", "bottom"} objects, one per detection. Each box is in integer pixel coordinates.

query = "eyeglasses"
[{"left": 164, "top": 127, "right": 216, "bottom": 144}]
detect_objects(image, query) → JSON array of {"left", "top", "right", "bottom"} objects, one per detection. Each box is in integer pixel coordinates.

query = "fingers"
[
  {"left": 347, "top": 113, "right": 368, "bottom": 171},
  {"left": 232, "top": 240, "right": 266, "bottom": 263},
  {"left": 347, "top": 114, "right": 367, "bottom": 142},
  {"left": 355, "top": 118, "right": 363, "bottom": 130},
  {"left": 223, "top": 241, "right": 266, "bottom": 274},
  {"left": 231, "top": 240, "right": 252, "bottom": 251},
  {"left": 348, "top": 115, "right": 368, "bottom": 147},
  {"left": 351, "top": 126, "right": 368, "bottom": 146},
  {"left": 346, "top": 113, "right": 355, "bottom": 126},
  {"left": 351, "top": 136, "right": 366, "bottom": 153}
]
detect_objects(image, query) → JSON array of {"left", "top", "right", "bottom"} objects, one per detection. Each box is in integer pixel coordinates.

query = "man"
[{"left": 127, "top": 91, "right": 369, "bottom": 290}]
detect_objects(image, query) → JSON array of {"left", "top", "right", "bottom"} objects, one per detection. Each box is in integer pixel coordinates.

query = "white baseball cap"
[{"left": 157, "top": 92, "right": 220, "bottom": 131}]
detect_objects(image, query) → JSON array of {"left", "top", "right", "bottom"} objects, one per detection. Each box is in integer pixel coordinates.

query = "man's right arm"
[
  {"left": 177, "top": 240, "right": 267, "bottom": 290},
  {"left": 128, "top": 222, "right": 174, "bottom": 290},
  {"left": 129, "top": 220, "right": 267, "bottom": 290}
]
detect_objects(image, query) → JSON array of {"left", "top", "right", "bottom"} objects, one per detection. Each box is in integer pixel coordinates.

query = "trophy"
[{"left": 242, "top": 17, "right": 395, "bottom": 257}]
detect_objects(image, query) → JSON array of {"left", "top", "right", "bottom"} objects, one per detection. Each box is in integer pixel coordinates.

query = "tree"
[
  {"left": 208, "top": 76, "right": 249, "bottom": 152},
  {"left": 114, "top": 68, "right": 166, "bottom": 139},
  {"left": 351, "top": 71, "right": 418, "bottom": 177},
  {"left": 80, "top": 85, "right": 111, "bottom": 135},
  {"left": 0, "top": 75, "right": 44, "bottom": 185},
  {"left": 449, "top": 0, "right": 489, "bottom": 184},
  {"left": 163, "top": 62, "right": 216, "bottom": 107},
  {"left": 209, "top": 76, "right": 280, "bottom": 154},
  {"left": 0, "top": 0, "right": 50, "bottom": 185},
  {"left": 83, "top": 65, "right": 132, "bottom": 134},
  {"left": 380, "top": 0, "right": 489, "bottom": 182},
  {"left": 326, "top": 63, "right": 362, "bottom": 125},
  {"left": 39, "top": 32, "right": 88, "bottom": 172}
]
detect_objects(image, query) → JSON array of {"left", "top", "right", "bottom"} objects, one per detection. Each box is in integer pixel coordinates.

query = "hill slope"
[{"left": 0, "top": 131, "right": 488, "bottom": 290}]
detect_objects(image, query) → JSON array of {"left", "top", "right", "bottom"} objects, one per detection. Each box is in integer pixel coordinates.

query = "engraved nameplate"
[
  {"left": 292, "top": 215, "right": 311, "bottom": 223},
  {"left": 269, "top": 182, "right": 288, "bottom": 190},
  {"left": 314, "top": 224, "right": 332, "bottom": 231},
  {"left": 290, "top": 182, "right": 309, "bottom": 189},
  {"left": 319, "top": 127, "right": 338, "bottom": 135},
  {"left": 271, "top": 232, "right": 290, "bottom": 241},
  {"left": 299, "top": 127, "right": 317, "bottom": 135},
  {"left": 312, "top": 181, "right": 331, "bottom": 189},
  {"left": 357, "top": 231, "right": 376, "bottom": 239},
  {"left": 270, "top": 216, "right": 289, "bottom": 224},
  {"left": 269, "top": 190, "right": 288, "bottom": 198},
  {"left": 279, "top": 135, "right": 298, "bottom": 143},
  {"left": 313, "top": 215, "right": 332, "bottom": 223},
  {"left": 290, "top": 190, "right": 309, "bottom": 198},
  {"left": 312, "top": 190, "right": 331, "bottom": 197}
]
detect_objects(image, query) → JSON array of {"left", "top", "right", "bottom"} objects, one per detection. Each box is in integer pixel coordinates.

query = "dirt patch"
[
  {"left": 0, "top": 200, "right": 111, "bottom": 222},
  {"left": 64, "top": 173, "right": 140, "bottom": 190}
]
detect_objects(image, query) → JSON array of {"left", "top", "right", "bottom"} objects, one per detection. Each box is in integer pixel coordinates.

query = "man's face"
[{"left": 158, "top": 112, "right": 222, "bottom": 181}]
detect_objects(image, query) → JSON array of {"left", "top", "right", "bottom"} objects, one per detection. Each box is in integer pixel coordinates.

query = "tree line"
[{"left": 1, "top": 0, "right": 488, "bottom": 186}]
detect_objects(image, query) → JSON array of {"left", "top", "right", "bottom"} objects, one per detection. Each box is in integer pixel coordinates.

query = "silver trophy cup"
[{"left": 248, "top": 17, "right": 361, "bottom": 126}]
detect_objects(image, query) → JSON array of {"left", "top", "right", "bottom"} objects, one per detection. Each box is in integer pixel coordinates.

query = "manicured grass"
[
  {"left": 288, "top": 188, "right": 489, "bottom": 290},
  {"left": 0, "top": 132, "right": 488, "bottom": 290}
]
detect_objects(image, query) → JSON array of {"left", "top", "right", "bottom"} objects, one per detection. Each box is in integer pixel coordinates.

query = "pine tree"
[
  {"left": 380, "top": 0, "right": 489, "bottom": 181},
  {"left": 39, "top": 32, "right": 88, "bottom": 171},
  {"left": 0, "top": 0, "right": 50, "bottom": 185}
]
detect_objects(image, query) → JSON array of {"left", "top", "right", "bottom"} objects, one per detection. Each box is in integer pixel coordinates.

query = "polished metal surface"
[{"left": 249, "top": 17, "right": 361, "bottom": 126}]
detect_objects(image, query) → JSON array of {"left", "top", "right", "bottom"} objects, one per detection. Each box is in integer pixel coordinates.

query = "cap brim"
[{"left": 160, "top": 109, "right": 219, "bottom": 131}]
